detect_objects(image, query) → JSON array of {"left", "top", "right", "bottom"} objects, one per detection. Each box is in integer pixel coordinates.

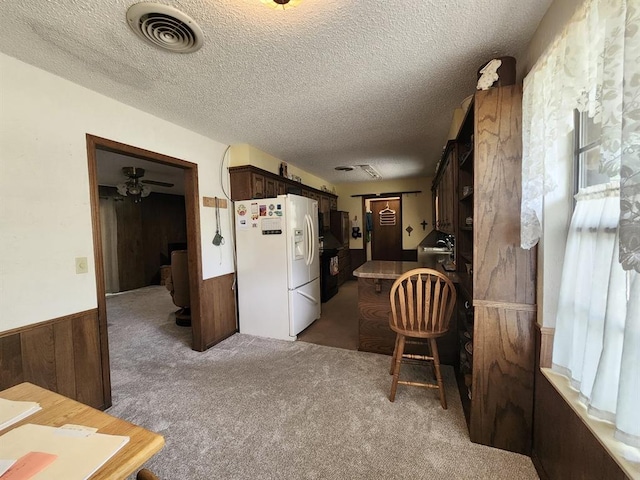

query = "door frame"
[{"left": 86, "top": 134, "right": 204, "bottom": 407}]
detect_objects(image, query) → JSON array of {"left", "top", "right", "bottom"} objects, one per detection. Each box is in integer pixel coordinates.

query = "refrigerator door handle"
[
  {"left": 305, "top": 214, "right": 314, "bottom": 266},
  {"left": 297, "top": 289, "right": 319, "bottom": 305}
]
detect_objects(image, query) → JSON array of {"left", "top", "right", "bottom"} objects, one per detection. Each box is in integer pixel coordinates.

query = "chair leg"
[
  {"left": 389, "top": 334, "right": 400, "bottom": 375},
  {"left": 389, "top": 335, "right": 406, "bottom": 402},
  {"left": 425, "top": 339, "right": 436, "bottom": 380},
  {"left": 430, "top": 338, "right": 447, "bottom": 409}
]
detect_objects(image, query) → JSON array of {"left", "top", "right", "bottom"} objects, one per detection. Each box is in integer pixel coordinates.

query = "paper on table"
[
  {"left": 0, "top": 459, "right": 17, "bottom": 477},
  {"left": 0, "top": 452, "right": 57, "bottom": 480},
  {"left": 0, "top": 424, "right": 129, "bottom": 480},
  {"left": 0, "top": 399, "right": 41, "bottom": 431}
]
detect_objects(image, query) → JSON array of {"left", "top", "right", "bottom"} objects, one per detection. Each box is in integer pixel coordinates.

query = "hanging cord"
[
  {"left": 218, "top": 145, "right": 238, "bottom": 328},
  {"left": 219, "top": 145, "right": 232, "bottom": 201}
]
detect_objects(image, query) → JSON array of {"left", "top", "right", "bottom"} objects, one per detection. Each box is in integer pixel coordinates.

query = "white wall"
[
  {"left": 0, "top": 53, "right": 234, "bottom": 332},
  {"left": 335, "top": 177, "right": 433, "bottom": 251}
]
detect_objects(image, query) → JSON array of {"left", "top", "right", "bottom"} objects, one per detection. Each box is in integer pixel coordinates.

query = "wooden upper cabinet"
[
  {"left": 432, "top": 142, "right": 457, "bottom": 235},
  {"left": 320, "top": 195, "right": 331, "bottom": 229},
  {"left": 252, "top": 173, "right": 265, "bottom": 199},
  {"left": 228, "top": 166, "right": 338, "bottom": 207},
  {"left": 264, "top": 177, "right": 276, "bottom": 198}
]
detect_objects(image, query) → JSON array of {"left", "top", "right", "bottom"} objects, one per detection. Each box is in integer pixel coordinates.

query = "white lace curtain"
[
  {"left": 521, "top": 0, "right": 640, "bottom": 273},
  {"left": 552, "top": 183, "right": 639, "bottom": 448}
]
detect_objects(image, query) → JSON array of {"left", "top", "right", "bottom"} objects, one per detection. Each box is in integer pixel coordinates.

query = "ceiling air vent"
[{"left": 126, "top": 3, "right": 203, "bottom": 53}]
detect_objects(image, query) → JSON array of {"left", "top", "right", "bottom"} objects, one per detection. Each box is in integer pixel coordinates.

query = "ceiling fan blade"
[{"left": 141, "top": 179, "right": 175, "bottom": 188}]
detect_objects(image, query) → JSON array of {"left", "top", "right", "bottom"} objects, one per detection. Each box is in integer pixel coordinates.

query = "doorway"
[
  {"left": 368, "top": 197, "right": 403, "bottom": 261},
  {"left": 86, "top": 134, "right": 204, "bottom": 406}
]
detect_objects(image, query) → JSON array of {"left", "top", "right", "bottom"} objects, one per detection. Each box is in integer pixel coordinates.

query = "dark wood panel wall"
[
  {"left": 142, "top": 193, "right": 188, "bottom": 285},
  {"left": 198, "top": 273, "right": 238, "bottom": 350},
  {"left": 0, "top": 310, "right": 106, "bottom": 409},
  {"left": 100, "top": 187, "right": 187, "bottom": 291},
  {"left": 532, "top": 327, "right": 626, "bottom": 479}
]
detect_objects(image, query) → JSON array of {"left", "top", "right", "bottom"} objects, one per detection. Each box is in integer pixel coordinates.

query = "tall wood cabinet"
[{"left": 439, "top": 85, "right": 537, "bottom": 455}]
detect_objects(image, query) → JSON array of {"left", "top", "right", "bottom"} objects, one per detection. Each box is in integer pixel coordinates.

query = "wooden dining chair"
[
  {"left": 388, "top": 268, "right": 456, "bottom": 409},
  {"left": 137, "top": 468, "right": 160, "bottom": 480}
]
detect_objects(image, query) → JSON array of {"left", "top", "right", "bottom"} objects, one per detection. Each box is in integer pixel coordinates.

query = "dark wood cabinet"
[
  {"left": 433, "top": 142, "right": 457, "bottom": 235},
  {"left": 320, "top": 196, "right": 331, "bottom": 230},
  {"left": 228, "top": 166, "right": 338, "bottom": 213},
  {"left": 265, "top": 177, "right": 276, "bottom": 198},
  {"left": 251, "top": 173, "right": 265, "bottom": 199},
  {"left": 330, "top": 210, "right": 351, "bottom": 285}
]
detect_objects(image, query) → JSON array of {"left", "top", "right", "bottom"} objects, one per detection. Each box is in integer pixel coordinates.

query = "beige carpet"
[{"left": 106, "top": 286, "right": 539, "bottom": 480}]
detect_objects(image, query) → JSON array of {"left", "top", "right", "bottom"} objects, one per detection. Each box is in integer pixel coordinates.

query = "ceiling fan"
[{"left": 116, "top": 167, "right": 174, "bottom": 202}]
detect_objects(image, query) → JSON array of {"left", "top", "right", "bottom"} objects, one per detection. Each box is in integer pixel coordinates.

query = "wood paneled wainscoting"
[
  {"left": 532, "top": 324, "right": 628, "bottom": 480},
  {"left": 0, "top": 309, "right": 106, "bottom": 409},
  {"left": 198, "top": 273, "right": 237, "bottom": 350}
]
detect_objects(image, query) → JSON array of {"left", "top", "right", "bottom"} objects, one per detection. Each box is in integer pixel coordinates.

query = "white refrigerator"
[{"left": 234, "top": 194, "right": 321, "bottom": 341}]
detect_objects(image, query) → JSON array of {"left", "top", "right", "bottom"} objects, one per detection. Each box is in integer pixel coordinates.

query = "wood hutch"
[{"left": 431, "top": 85, "right": 536, "bottom": 455}]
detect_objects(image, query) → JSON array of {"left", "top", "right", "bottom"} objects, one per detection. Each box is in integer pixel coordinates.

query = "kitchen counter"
[
  {"left": 352, "top": 261, "right": 421, "bottom": 280},
  {"left": 352, "top": 260, "right": 459, "bottom": 362},
  {"left": 353, "top": 260, "right": 460, "bottom": 283}
]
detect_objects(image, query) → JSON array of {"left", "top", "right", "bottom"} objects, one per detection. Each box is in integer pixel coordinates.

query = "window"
[{"left": 574, "top": 111, "right": 610, "bottom": 192}]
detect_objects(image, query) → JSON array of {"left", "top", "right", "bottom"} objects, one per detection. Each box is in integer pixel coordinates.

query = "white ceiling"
[{"left": 0, "top": 0, "right": 552, "bottom": 184}]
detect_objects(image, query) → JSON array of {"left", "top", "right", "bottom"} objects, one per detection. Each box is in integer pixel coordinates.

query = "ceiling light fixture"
[
  {"left": 117, "top": 167, "right": 151, "bottom": 203},
  {"left": 261, "top": 0, "right": 302, "bottom": 10},
  {"left": 358, "top": 165, "right": 382, "bottom": 179}
]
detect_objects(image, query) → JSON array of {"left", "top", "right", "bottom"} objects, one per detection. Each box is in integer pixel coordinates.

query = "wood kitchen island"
[{"left": 353, "top": 261, "right": 459, "bottom": 364}]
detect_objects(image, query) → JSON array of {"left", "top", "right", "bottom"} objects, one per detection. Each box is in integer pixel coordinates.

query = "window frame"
[{"left": 573, "top": 110, "right": 603, "bottom": 196}]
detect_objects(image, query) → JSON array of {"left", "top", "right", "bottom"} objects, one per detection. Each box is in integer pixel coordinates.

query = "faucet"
[{"left": 445, "top": 235, "right": 454, "bottom": 251}]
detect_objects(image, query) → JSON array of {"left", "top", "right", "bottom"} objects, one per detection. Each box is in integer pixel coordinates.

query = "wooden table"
[
  {"left": 0, "top": 382, "right": 164, "bottom": 479},
  {"left": 353, "top": 261, "right": 459, "bottom": 363}
]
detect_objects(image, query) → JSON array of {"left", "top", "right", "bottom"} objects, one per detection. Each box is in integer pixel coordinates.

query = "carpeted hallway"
[{"left": 106, "top": 286, "right": 538, "bottom": 479}]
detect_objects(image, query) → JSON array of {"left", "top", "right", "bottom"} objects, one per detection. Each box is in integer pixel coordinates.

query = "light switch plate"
[{"left": 75, "top": 257, "right": 88, "bottom": 274}]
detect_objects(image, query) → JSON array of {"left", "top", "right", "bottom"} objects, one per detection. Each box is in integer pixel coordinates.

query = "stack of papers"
[
  {"left": 0, "top": 424, "right": 129, "bottom": 480},
  {"left": 0, "top": 399, "right": 41, "bottom": 431}
]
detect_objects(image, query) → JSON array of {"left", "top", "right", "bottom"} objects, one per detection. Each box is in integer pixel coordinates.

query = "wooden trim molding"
[
  {"left": 473, "top": 299, "right": 537, "bottom": 312},
  {"left": 0, "top": 309, "right": 106, "bottom": 410},
  {"left": 86, "top": 134, "right": 112, "bottom": 408},
  {"left": 535, "top": 322, "right": 555, "bottom": 369}
]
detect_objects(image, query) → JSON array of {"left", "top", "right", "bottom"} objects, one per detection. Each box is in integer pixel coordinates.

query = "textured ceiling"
[{"left": 0, "top": 0, "right": 552, "bottom": 184}]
